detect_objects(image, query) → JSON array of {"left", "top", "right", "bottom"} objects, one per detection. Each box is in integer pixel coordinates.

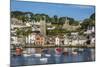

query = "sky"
[{"left": 11, "top": 0, "right": 95, "bottom": 21}]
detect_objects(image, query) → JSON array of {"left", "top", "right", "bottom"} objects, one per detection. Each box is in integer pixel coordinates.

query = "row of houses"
[
  {"left": 25, "top": 33, "right": 89, "bottom": 46},
  {"left": 11, "top": 18, "right": 46, "bottom": 46},
  {"left": 11, "top": 18, "right": 95, "bottom": 48}
]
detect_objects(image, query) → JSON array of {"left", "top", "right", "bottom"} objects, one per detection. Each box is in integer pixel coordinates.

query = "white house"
[
  {"left": 64, "top": 37, "right": 69, "bottom": 45},
  {"left": 26, "top": 33, "right": 36, "bottom": 44},
  {"left": 84, "top": 26, "right": 95, "bottom": 34},
  {"left": 55, "top": 36, "right": 60, "bottom": 45},
  {"left": 71, "top": 32, "right": 78, "bottom": 36},
  {"left": 78, "top": 40, "right": 87, "bottom": 45},
  {"left": 91, "top": 26, "right": 95, "bottom": 33},
  {"left": 71, "top": 40, "right": 79, "bottom": 46},
  {"left": 91, "top": 37, "right": 95, "bottom": 45}
]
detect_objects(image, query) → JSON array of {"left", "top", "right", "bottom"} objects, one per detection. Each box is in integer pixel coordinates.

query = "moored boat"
[
  {"left": 45, "top": 54, "right": 51, "bottom": 57},
  {"left": 55, "top": 48, "right": 62, "bottom": 55},
  {"left": 34, "top": 53, "right": 41, "bottom": 57},
  {"left": 40, "top": 58, "right": 48, "bottom": 64}
]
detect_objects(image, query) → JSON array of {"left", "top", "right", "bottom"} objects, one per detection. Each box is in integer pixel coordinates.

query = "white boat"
[
  {"left": 23, "top": 54, "right": 32, "bottom": 57},
  {"left": 40, "top": 58, "right": 48, "bottom": 63},
  {"left": 72, "top": 51, "right": 78, "bottom": 55},
  {"left": 72, "top": 48, "right": 78, "bottom": 55},
  {"left": 45, "top": 54, "right": 51, "bottom": 57},
  {"left": 34, "top": 53, "right": 41, "bottom": 57}
]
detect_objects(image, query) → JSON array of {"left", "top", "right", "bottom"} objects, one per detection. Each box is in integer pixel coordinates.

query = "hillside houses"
[
  {"left": 11, "top": 16, "right": 94, "bottom": 48},
  {"left": 11, "top": 18, "right": 46, "bottom": 46}
]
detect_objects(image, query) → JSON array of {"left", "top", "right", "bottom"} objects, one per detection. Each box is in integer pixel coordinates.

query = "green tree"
[
  {"left": 59, "top": 17, "right": 66, "bottom": 24},
  {"left": 80, "top": 13, "right": 95, "bottom": 30},
  {"left": 81, "top": 18, "right": 93, "bottom": 30},
  {"left": 90, "top": 13, "right": 95, "bottom": 20}
]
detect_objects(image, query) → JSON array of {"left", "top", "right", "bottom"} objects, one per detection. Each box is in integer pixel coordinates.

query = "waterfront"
[
  {"left": 10, "top": 1, "right": 95, "bottom": 66},
  {"left": 11, "top": 48, "right": 95, "bottom": 66}
]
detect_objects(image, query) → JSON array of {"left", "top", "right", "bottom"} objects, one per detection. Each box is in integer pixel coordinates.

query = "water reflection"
[{"left": 11, "top": 48, "right": 95, "bottom": 66}]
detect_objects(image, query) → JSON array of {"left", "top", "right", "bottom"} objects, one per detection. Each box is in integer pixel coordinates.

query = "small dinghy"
[
  {"left": 45, "top": 54, "right": 51, "bottom": 57},
  {"left": 40, "top": 58, "right": 48, "bottom": 64},
  {"left": 72, "top": 49, "right": 78, "bottom": 55},
  {"left": 72, "top": 51, "right": 78, "bottom": 55},
  {"left": 55, "top": 48, "right": 62, "bottom": 55},
  {"left": 23, "top": 54, "right": 32, "bottom": 57},
  {"left": 34, "top": 53, "right": 41, "bottom": 57}
]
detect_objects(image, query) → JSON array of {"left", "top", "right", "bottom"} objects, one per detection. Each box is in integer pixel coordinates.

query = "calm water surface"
[{"left": 11, "top": 48, "right": 95, "bottom": 67}]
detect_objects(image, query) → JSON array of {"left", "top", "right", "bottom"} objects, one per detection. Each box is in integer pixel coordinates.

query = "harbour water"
[{"left": 11, "top": 48, "right": 95, "bottom": 67}]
